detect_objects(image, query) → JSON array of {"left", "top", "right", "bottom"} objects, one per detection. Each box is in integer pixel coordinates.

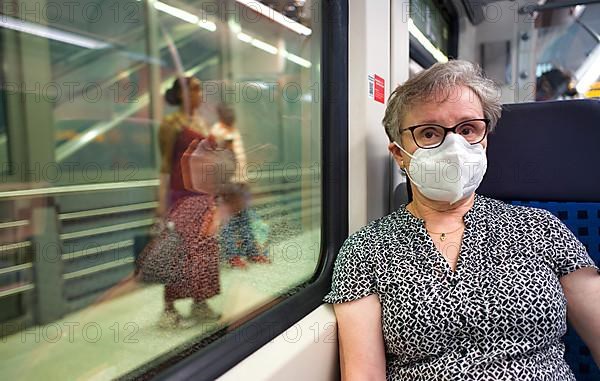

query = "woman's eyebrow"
[{"left": 411, "top": 116, "right": 482, "bottom": 126}]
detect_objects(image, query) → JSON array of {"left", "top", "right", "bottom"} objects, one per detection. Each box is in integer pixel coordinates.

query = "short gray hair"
[{"left": 382, "top": 60, "right": 502, "bottom": 142}]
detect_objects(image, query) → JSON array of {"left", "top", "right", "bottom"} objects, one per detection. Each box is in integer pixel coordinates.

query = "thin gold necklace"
[
  {"left": 424, "top": 223, "right": 463, "bottom": 241},
  {"left": 408, "top": 203, "right": 464, "bottom": 241}
]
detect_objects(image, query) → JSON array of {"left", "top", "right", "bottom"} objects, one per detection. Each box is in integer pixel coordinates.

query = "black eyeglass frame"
[{"left": 400, "top": 118, "right": 491, "bottom": 149}]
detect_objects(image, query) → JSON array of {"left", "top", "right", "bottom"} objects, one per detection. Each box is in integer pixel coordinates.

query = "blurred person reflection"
[
  {"left": 158, "top": 77, "right": 208, "bottom": 213},
  {"left": 536, "top": 68, "right": 578, "bottom": 101},
  {"left": 211, "top": 103, "right": 270, "bottom": 268},
  {"left": 155, "top": 77, "right": 220, "bottom": 327}
]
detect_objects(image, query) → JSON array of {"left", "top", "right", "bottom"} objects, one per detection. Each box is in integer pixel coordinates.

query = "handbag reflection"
[
  {"left": 137, "top": 221, "right": 186, "bottom": 284},
  {"left": 137, "top": 196, "right": 216, "bottom": 285},
  {"left": 181, "top": 138, "right": 236, "bottom": 195}
]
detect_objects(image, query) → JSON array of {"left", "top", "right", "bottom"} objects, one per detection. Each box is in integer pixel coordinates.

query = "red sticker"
[{"left": 374, "top": 74, "right": 385, "bottom": 104}]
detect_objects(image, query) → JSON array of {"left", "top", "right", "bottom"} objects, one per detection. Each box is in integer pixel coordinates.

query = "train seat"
[{"left": 478, "top": 99, "right": 600, "bottom": 380}]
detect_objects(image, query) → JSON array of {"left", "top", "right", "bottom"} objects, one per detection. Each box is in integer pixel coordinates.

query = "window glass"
[
  {"left": 516, "top": 4, "right": 600, "bottom": 101},
  {"left": 0, "top": 0, "right": 321, "bottom": 379},
  {"left": 410, "top": 0, "right": 450, "bottom": 55}
]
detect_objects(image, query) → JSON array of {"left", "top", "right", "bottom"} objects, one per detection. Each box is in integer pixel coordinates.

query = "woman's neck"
[{"left": 408, "top": 191, "right": 475, "bottom": 226}]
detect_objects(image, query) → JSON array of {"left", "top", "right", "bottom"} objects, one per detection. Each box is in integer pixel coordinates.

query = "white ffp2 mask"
[{"left": 394, "top": 134, "right": 487, "bottom": 204}]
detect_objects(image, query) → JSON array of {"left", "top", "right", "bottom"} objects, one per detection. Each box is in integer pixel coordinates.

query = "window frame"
[{"left": 125, "top": 1, "right": 349, "bottom": 379}]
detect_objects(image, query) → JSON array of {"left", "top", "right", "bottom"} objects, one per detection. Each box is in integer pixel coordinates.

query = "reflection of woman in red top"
[
  {"left": 158, "top": 77, "right": 208, "bottom": 213},
  {"left": 156, "top": 77, "right": 220, "bottom": 327}
]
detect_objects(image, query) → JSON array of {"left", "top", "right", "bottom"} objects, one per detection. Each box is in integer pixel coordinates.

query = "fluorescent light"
[
  {"left": 251, "top": 39, "right": 278, "bottom": 55},
  {"left": 154, "top": 1, "right": 199, "bottom": 23},
  {"left": 237, "top": 32, "right": 253, "bottom": 43},
  {"left": 408, "top": 18, "right": 448, "bottom": 63},
  {"left": 237, "top": 31, "right": 277, "bottom": 55},
  {"left": 235, "top": 0, "right": 312, "bottom": 36},
  {"left": 0, "top": 15, "right": 110, "bottom": 49},
  {"left": 80, "top": 128, "right": 102, "bottom": 146},
  {"left": 237, "top": 30, "right": 311, "bottom": 67},
  {"left": 198, "top": 20, "right": 216, "bottom": 32},
  {"left": 282, "top": 50, "right": 311, "bottom": 68},
  {"left": 153, "top": 1, "right": 216, "bottom": 32}
]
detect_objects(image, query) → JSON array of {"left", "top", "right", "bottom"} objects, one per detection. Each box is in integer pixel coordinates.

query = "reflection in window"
[
  {"left": 519, "top": 3, "right": 600, "bottom": 101},
  {"left": 0, "top": 1, "right": 321, "bottom": 379}
]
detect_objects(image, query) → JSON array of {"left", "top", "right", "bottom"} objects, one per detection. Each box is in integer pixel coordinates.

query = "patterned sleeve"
[
  {"left": 323, "top": 232, "right": 376, "bottom": 304},
  {"left": 539, "top": 210, "right": 599, "bottom": 278}
]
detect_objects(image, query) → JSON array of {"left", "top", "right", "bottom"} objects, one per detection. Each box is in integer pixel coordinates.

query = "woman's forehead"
[{"left": 404, "top": 86, "right": 483, "bottom": 125}]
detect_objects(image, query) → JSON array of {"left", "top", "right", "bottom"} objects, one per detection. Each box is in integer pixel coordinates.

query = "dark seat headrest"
[{"left": 477, "top": 99, "right": 600, "bottom": 202}]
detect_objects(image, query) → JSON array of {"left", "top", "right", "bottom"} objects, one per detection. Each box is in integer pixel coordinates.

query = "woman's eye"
[
  {"left": 460, "top": 126, "right": 474, "bottom": 135},
  {"left": 421, "top": 128, "right": 440, "bottom": 139}
]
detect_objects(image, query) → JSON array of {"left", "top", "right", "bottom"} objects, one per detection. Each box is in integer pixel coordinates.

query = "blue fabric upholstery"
[
  {"left": 512, "top": 201, "right": 600, "bottom": 380},
  {"left": 478, "top": 100, "right": 600, "bottom": 380}
]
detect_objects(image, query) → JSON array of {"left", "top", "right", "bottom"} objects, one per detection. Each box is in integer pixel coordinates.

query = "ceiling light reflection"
[
  {"left": 0, "top": 15, "right": 110, "bottom": 49},
  {"left": 235, "top": 0, "right": 312, "bottom": 36}
]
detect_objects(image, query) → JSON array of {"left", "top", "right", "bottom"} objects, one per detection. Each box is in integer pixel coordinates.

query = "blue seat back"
[{"left": 478, "top": 99, "right": 600, "bottom": 380}]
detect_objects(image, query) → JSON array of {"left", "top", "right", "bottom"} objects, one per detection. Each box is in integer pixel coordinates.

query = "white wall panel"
[{"left": 348, "top": 0, "right": 392, "bottom": 232}]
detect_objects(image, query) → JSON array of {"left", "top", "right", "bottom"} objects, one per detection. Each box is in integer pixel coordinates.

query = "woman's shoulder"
[
  {"left": 162, "top": 111, "right": 181, "bottom": 123},
  {"left": 474, "top": 194, "right": 557, "bottom": 226},
  {"left": 160, "top": 112, "right": 184, "bottom": 131},
  {"left": 342, "top": 209, "right": 410, "bottom": 252}
]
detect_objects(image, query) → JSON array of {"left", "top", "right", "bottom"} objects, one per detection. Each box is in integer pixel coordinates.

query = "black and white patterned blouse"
[{"left": 324, "top": 194, "right": 599, "bottom": 380}]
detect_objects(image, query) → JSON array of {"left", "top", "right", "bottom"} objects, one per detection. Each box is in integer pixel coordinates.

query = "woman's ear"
[{"left": 388, "top": 142, "right": 404, "bottom": 169}]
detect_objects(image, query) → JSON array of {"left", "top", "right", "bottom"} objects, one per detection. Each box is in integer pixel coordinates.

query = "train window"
[
  {"left": 0, "top": 0, "right": 322, "bottom": 379},
  {"left": 408, "top": 0, "right": 458, "bottom": 68},
  {"left": 410, "top": 0, "right": 451, "bottom": 57},
  {"left": 409, "top": 58, "right": 425, "bottom": 78}
]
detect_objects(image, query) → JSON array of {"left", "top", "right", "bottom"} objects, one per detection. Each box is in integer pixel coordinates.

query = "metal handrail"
[
  {"left": 60, "top": 218, "right": 156, "bottom": 241},
  {"left": 0, "top": 283, "right": 34, "bottom": 298},
  {"left": 0, "top": 241, "right": 31, "bottom": 253},
  {"left": 0, "top": 220, "right": 29, "bottom": 229},
  {"left": 0, "top": 262, "right": 33, "bottom": 276},
  {"left": 0, "top": 167, "right": 318, "bottom": 200},
  {"left": 63, "top": 257, "right": 135, "bottom": 280},
  {"left": 59, "top": 202, "right": 158, "bottom": 221},
  {"left": 0, "top": 179, "right": 159, "bottom": 200},
  {"left": 62, "top": 239, "right": 134, "bottom": 261}
]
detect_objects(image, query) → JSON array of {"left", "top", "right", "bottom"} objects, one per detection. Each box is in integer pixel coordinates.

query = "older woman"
[{"left": 324, "top": 60, "right": 600, "bottom": 380}]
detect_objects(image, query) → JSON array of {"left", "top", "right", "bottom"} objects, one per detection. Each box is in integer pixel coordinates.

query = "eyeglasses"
[{"left": 400, "top": 118, "right": 490, "bottom": 149}]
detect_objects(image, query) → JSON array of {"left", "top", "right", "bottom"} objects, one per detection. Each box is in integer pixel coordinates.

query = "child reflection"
[
  {"left": 211, "top": 103, "right": 270, "bottom": 268},
  {"left": 156, "top": 77, "right": 220, "bottom": 328}
]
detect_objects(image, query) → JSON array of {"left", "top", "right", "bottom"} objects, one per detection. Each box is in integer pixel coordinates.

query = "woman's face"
[{"left": 388, "top": 85, "right": 488, "bottom": 170}]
